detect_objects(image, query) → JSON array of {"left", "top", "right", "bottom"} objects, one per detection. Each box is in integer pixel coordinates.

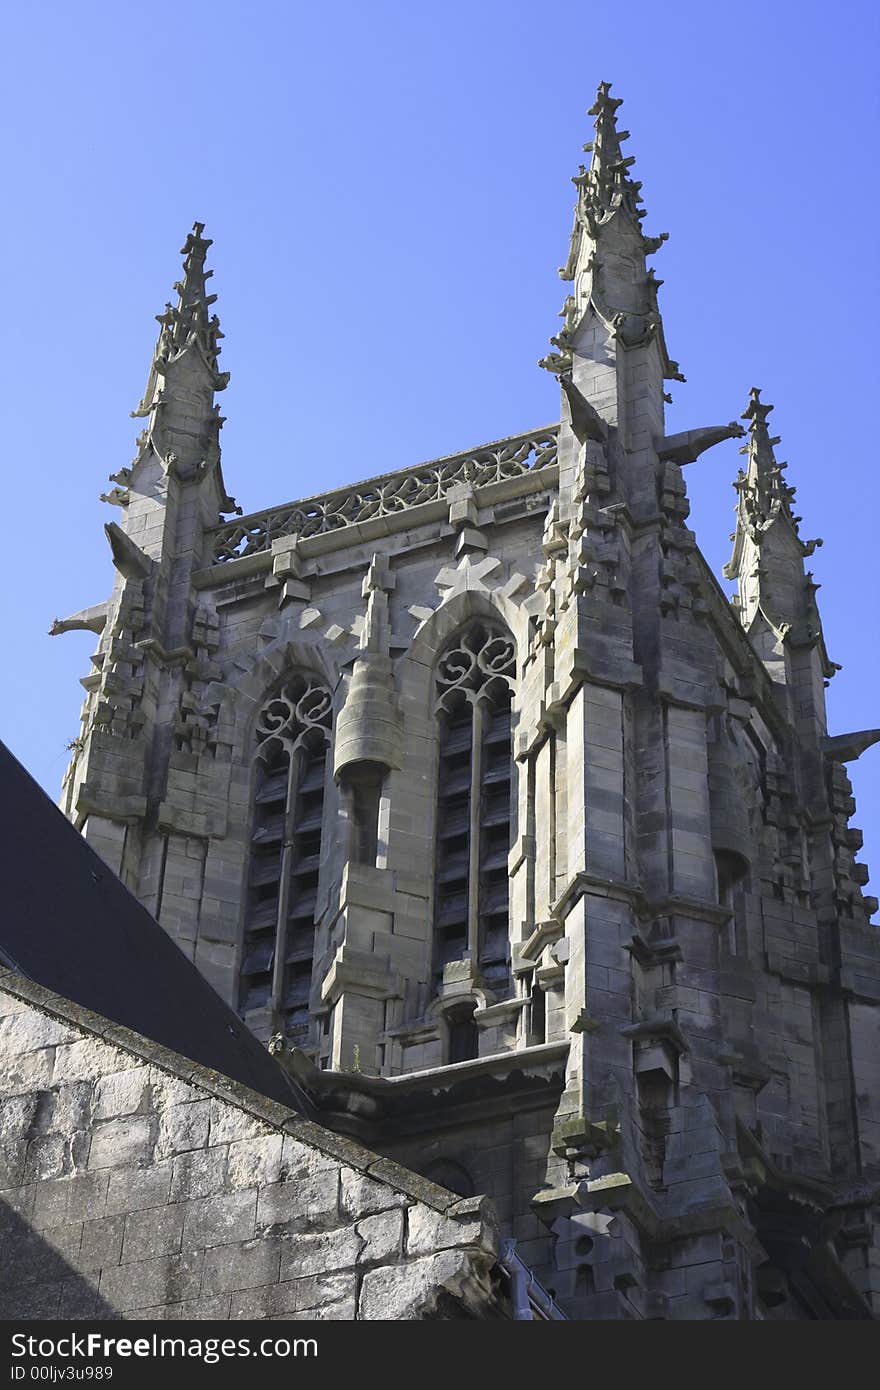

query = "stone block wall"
[{"left": 0, "top": 973, "right": 506, "bottom": 1320}]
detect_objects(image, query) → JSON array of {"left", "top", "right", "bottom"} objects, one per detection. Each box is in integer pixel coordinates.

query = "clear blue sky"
[{"left": 2, "top": 1, "right": 878, "bottom": 906}]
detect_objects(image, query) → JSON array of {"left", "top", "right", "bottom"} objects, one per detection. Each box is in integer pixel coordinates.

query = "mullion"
[
  {"left": 478, "top": 689, "right": 512, "bottom": 991},
  {"left": 433, "top": 703, "right": 472, "bottom": 983},
  {"left": 282, "top": 743, "right": 326, "bottom": 1037},
  {"left": 240, "top": 745, "right": 288, "bottom": 1012}
]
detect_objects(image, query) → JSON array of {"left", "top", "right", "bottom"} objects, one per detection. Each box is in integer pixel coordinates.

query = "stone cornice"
[{"left": 552, "top": 871, "right": 734, "bottom": 928}]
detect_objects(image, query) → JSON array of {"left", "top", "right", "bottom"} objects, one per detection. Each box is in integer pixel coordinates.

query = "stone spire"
[
  {"left": 730, "top": 388, "right": 800, "bottom": 535},
  {"left": 724, "top": 388, "right": 833, "bottom": 691},
  {"left": 130, "top": 222, "right": 231, "bottom": 489},
  {"left": 722, "top": 386, "right": 823, "bottom": 614},
  {"left": 566, "top": 80, "right": 651, "bottom": 259},
  {"left": 54, "top": 226, "right": 238, "bottom": 852},
  {"left": 540, "top": 80, "right": 682, "bottom": 390}
]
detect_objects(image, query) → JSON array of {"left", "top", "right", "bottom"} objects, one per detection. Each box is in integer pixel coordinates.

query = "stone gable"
[{"left": 0, "top": 974, "right": 506, "bottom": 1320}]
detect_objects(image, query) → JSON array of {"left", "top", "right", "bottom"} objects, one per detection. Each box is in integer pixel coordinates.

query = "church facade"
[{"left": 53, "top": 84, "right": 880, "bottom": 1319}]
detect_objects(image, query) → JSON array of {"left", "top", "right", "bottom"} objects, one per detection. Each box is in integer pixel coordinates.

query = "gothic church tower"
[{"left": 54, "top": 87, "right": 880, "bottom": 1320}]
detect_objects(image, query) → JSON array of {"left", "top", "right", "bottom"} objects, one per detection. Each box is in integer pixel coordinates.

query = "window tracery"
[
  {"left": 239, "top": 674, "right": 332, "bottom": 1042},
  {"left": 433, "top": 622, "right": 516, "bottom": 998}
]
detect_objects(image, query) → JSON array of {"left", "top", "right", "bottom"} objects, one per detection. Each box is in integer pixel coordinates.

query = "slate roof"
[{"left": 0, "top": 740, "right": 304, "bottom": 1111}]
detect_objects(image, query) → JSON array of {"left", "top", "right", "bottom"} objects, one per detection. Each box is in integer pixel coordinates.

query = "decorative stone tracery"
[
  {"left": 255, "top": 675, "right": 333, "bottom": 754},
  {"left": 239, "top": 674, "right": 333, "bottom": 1043},
  {"left": 211, "top": 429, "right": 558, "bottom": 562},
  {"left": 435, "top": 624, "right": 516, "bottom": 714},
  {"left": 433, "top": 622, "right": 516, "bottom": 1005}
]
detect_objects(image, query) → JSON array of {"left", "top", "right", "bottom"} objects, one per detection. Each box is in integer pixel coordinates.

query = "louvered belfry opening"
[
  {"left": 239, "top": 674, "right": 332, "bottom": 1043},
  {"left": 433, "top": 621, "right": 516, "bottom": 998}
]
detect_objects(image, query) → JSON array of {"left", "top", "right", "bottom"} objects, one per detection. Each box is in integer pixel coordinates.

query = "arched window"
[
  {"left": 433, "top": 621, "right": 515, "bottom": 997},
  {"left": 239, "top": 674, "right": 332, "bottom": 1042}
]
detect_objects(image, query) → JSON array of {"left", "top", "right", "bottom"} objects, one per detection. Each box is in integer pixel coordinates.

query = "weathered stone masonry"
[
  {"left": 51, "top": 83, "right": 880, "bottom": 1318},
  {"left": 0, "top": 973, "right": 507, "bottom": 1320}
]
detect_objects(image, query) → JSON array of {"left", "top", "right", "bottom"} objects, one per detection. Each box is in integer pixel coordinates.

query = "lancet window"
[
  {"left": 239, "top": 674, "right": 332, "bottom": 1042},
  {"left": 433, "top": 621, "right": 516, "bottom": 996}
]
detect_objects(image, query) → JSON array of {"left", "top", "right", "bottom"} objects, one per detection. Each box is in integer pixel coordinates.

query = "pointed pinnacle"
[
  {"left": 576, "top": 81, "right": 660, "bottom": 242},
  {"left": 551, "top": 82, "right": 677, "bottom": 375},
  {"left": 131, "top": 222, "right": 229, "bottom": 417},
  {"left": 742, "top": 389, "right": 780, "bottom": 469},
  {"left": 735, "top": 387, "right": 803, "bottom": 536},
  {"left": 170, "top": 222, "right": 228, "bottom": 383}
]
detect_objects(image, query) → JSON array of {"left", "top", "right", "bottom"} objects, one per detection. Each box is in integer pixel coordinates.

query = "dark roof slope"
[{"left": 0, "top": 740, "right": 303, "bottom": 1111}]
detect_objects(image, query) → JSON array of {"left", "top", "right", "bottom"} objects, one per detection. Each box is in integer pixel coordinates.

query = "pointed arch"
[
  {"left": 210, "top": 629, "right": 342, "bottom": 750},
  {"left": 403, "top": 588, "right": 528, "bottom": 682}
]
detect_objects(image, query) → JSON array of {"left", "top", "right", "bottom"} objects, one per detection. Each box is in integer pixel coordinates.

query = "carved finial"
[
  {"left": 359, "top": 554, "right": 394, "bottom": 653},
  {"left": 742, "top": 385, "right": 772, "bottom": 425},
  {"left": 724, "top": 385, "right": 824, "bottom": 641},
  {"left": 736, "top": 387, "right": 798, "bottom": 534},
  {"left": 132, "top": 221, "right": 229, "bottom": 419},
  {"left": 546, "top": 83, "right": 679, "bottom": 385},
  {"left": 580, "top": 81, "right": 644, "bottom": 231}
]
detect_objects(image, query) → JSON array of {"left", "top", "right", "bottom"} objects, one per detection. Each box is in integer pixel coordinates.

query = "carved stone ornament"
[
  {"left": 211, "top": 429, "right": 558, "bottom": 563},
  {"left": 435, "top": 622, "right": 516, "bottom": 715},
  {"left": 255, "top": 674, "right": 332, "bottom": 755}
]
